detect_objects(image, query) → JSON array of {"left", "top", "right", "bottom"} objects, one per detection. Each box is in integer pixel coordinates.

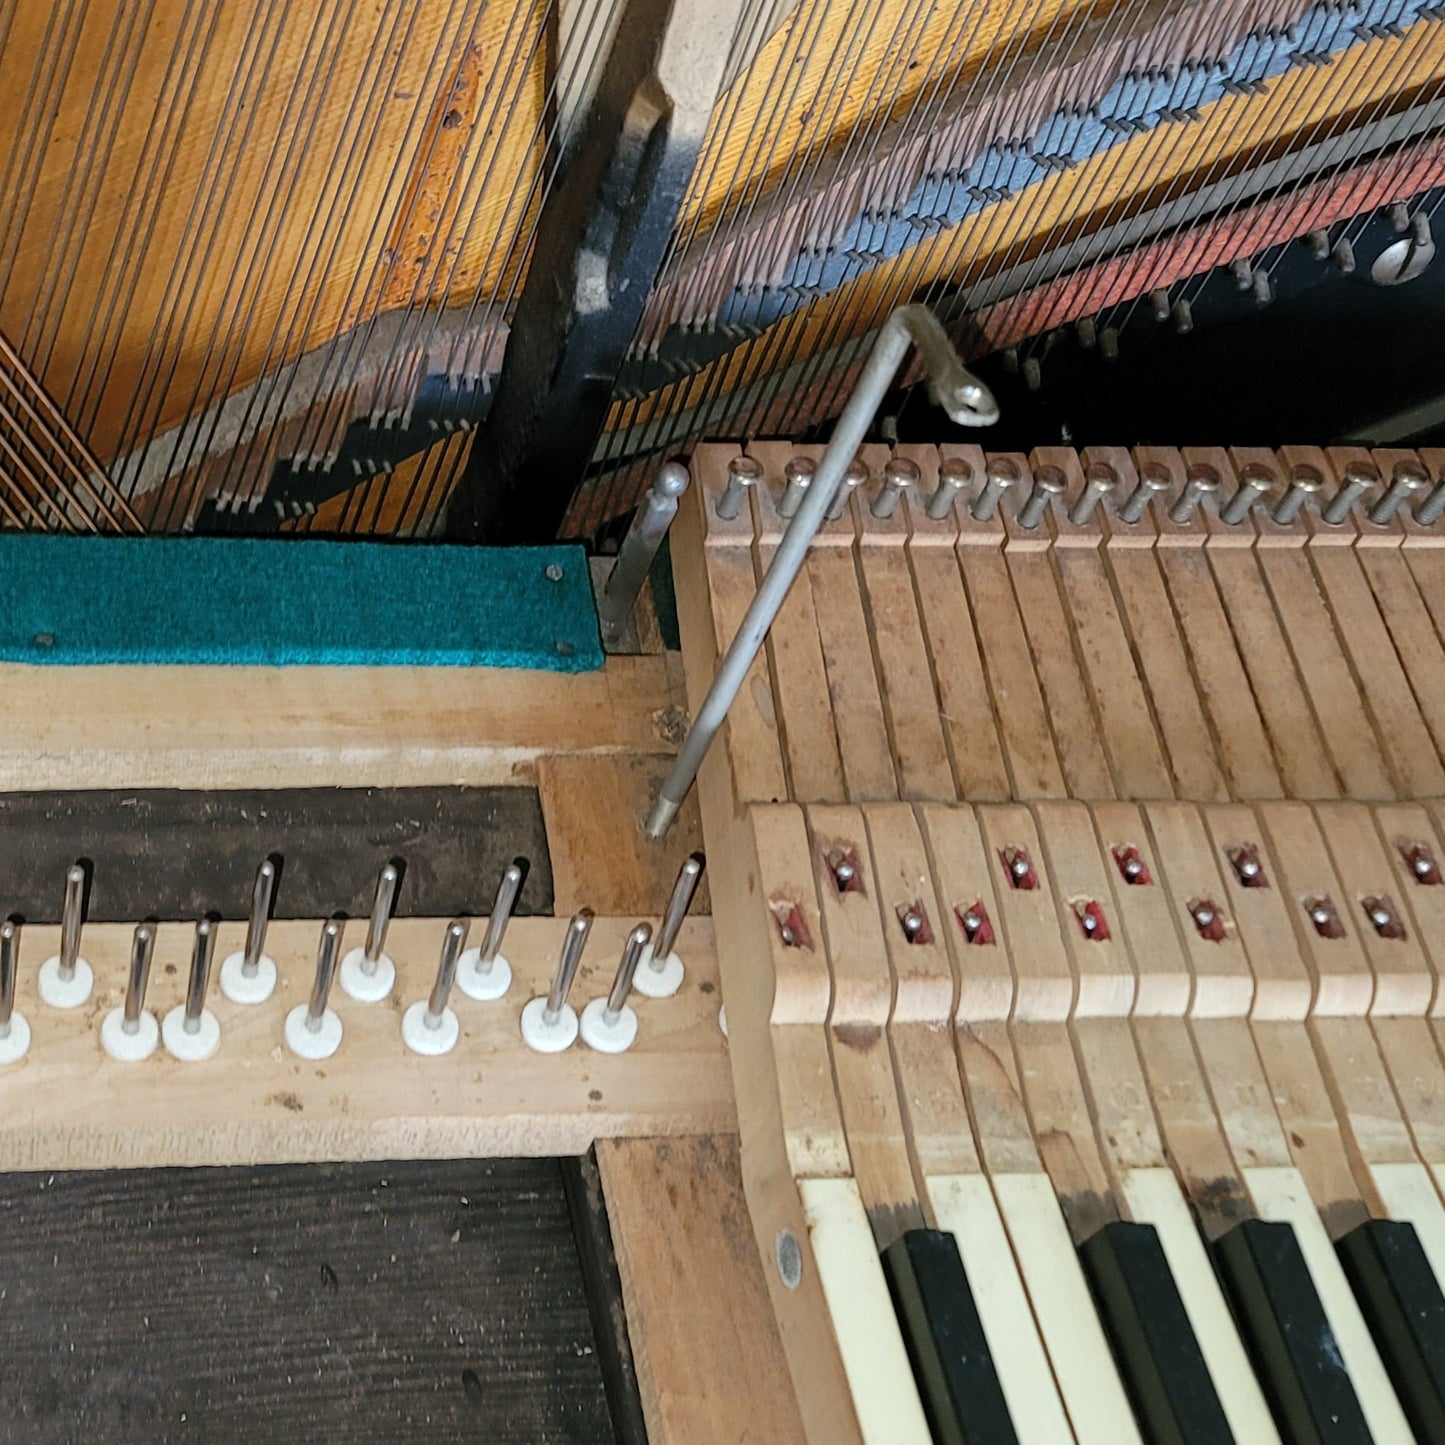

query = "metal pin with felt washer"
[
  {"left": 1169, "top": 463, "right": 1220, "bottom": 524},
  {"left": 163, "top": 918, "right": 221, "bottom": 1062},
  {"left": 826, "top": 458, "right": 868, "bottom": 521},
  {"left": 1220, "top": 462, "right": 1275, "bottom": 525},
  {"left": 634, "top": 852, "right": 706, "bottom": 998},
  {"left": 220, "top": 857, "right": 279, "bottom": 1004},
  {"left": 716, "top": 455, "right": 761, "bottom": 521},
  {"left": 520, "top": 909, "right": 593, "bottom": 1054},
  {"left": 1116, "top": 462, "right": 1171, "bottom": 524},
  {"left": 1272, "top": 463, "right": 1325, "bottom": 524},
  {"left": 1368, "top": 461, "right": 1431, "bottom": 524},
  {"left": 581, "top": 923, "right": 651, "bottom": 1053},
  {"left": 971, "top": 457, "right": 1017, "bottom": 522},
  {"left": 38, "top": 862, "right": 92, "bottom": 1008},
  {"left": 0, "top": 919, "right": 30, "bottom": 1065},
  {"left": 927, "top": 456, "right": 972, "bottom": 520},
  {"left": 1069, "top": 462, "right": 1118, "bottom": 525},
  {"left": 459, "top": 859, "right": 524, "bottom": 1001},
  {"left": 777, "top": 456, "right": 814, "bottom": 519},
  {"left": 102, "top": 923, "right": 158, "bottom": 1062},
  {"left": 1322, "top": 462, "right": 1379, "bottom": 525},
  {"left": 871, "top": 457, "right": 919, "bottom": 519},
  {"left": 403, "top": 919, "right": 469, "bottom": 1057},
  {"left": 340, "top": 862, "right": 399, "bottom": 1002},
  {"left": 286, "top": 918, "right": 344, "bottom": 1060},
  {"left": 1017, "top": 464, "right": 1066, "bottom": 529}
]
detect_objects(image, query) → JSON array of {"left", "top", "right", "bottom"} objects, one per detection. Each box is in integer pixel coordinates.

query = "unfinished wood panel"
[
  {"left": 598, "top": 1135, "right": 807, "bottom": 1445},
  {"left": 539, "top": 753, "right": 710, "bottom": 917},
  {"left": 0, "top": 915, "right": 728, "bottom": 1168}
]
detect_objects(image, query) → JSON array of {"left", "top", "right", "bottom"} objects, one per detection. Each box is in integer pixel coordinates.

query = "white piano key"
[
  {"left": 797, "top": 1177, "right": 933, "bottom": 1444},
  {"left": 928, "top": 1173, "right": 1076, "bottom": 1444},
  {"left": 1121, "top": 1167, "right": 1280, "bottom": 1444},
  {"left": 991, "top": 1171, "right": 1144, "bottom": 1445},
  {"left": 1245, "top": 1164, "right": 1416, "bottom": 1443}
]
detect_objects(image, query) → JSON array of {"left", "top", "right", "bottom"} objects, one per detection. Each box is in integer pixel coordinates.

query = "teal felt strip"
[{"left": 0, "top": 536, "right": 602, "bottom": 670}]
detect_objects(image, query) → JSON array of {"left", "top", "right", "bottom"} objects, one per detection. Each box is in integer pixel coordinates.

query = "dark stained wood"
[
  {"left": 0, "top": 787, "right": 552, "bottom": 923},
  {"left": 0, "top": 1159, "right": 613, "bottom": 1443}
]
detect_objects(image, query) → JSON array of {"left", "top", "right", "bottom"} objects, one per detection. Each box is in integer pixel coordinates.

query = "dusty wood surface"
[
  {"left": 0, "top": 915, "right": 730, "bottom": 1169},
  {"left": 598, "top": 1135, "right": 806, "bottom": 1444},
  {"left": 539, "top": 753, "right": 710, "bottom": 917},
  {"left": 0, "top": 655, "right": 683, "bottom": 790},
  {"left": 0, "top": 1157, "right": 613, "bottom": 1444}
]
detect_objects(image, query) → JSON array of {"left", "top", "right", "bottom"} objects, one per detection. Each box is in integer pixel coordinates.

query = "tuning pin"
[
  {"left": 102, "top": 923, "right": 158, "bottom": 1062},
  {"left": 163, "top": 917, "right": 221, "bottom": 1061},
  {"left": 716, "top": 454, "right": 761, "bottom": 521},
  {"left": 1321, "top": 462, "right": 1379, "bottom": 524},
  {"left": 777, "top": 456, "right": 814, "bottom": 519},
  {"left": 1219, "top": 462, "right": 1275, "bottom": 524},
  {"left": 634, "top": 853, "right": 706, "bottom": 998},
  {"left": 39, "top": 862, "right": 92, "bottom": 1008},
  {"left": 521, "top": 909, "right": 593, "bottom": 1053},
  {"left": 286, "top": 918, "right": 344, "bottom": 1060},
  {"left": 926, "top": 456, "right": 972, "bottom": 520},
  {"left": 1115, "top": 462, "right": 1172, "bottom": 524},
  {"left": 1415, "top": 475, "right": 1445, "bottom": 526},
  {"left": 871, "top": 457, "right": 919, "bottom": 519},
  {"left": 340, "top": 861, "right": 400, "bottom": 1001},
  {"left": 1272, "top": 463, "right": 1326, "bottom": 524},
  {"left": 1069, "top": 462, "right": 1118, "bottom": 525},
  {"left": 403, "top": 919, "right": 470, "bottom": 1056},
  {"left": 1016, "top": 464, "right": 1067, "bottom": 529},
  {"left": 1367, "top": 461, "right": 1431, "bottom": 525},
  {"left": 459, "top": 860, "right": 524, "bottom": 1001},
  {"left": 971, "top": 457, "right": 1018, "bottom": 523},
  {"left": 581, "top": 923, "right": 652, "bottom": 1053},
  {"left": 220, "top": 857, "right": 280, "bottom": 1004},
  {"left": 1168, "top": 463, "right": 1220, "bottom": 524},
  {"left": 0, "top": 920, "right": 30, "bottom": 1064},
  {"left": 826, "top": 457, "right": 868, "bottom": 522}
]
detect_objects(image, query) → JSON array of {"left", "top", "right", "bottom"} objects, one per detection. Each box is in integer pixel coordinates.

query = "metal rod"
[
  {"left": 598, "top": 461, "right": 690, "bottom": 643},
  {"left": 1220, "top": 463, "right": 1274, "bottom": 525},
  {"left": 478, "top": 860, "right": 525, "bottom": 972},
  {"left": 606, "top": 923, "right": 652, "bottom": 1020},
  {"left": 870, "top": 457, "right": 918, "bottom": 520},
  {"left": 1368, "top": 462, "right": 1430, "bottom": 525},
  {"left": 59, "top": 863, "right": 84, "bottom": 981},
  {"left": 183, "top": 919, "right": 217, "bottom": 1033},
  {"left": 242, "top": 858, "right": 278, "bottom": 977},
  {"left": 545, "top": 909, "right": 594, "bottom": 1023},
  {"left": 124, "top": 924, "right": 154, "bottom": 1032},
  {"left": 1116, "top": 464, "right": 1170, "bottom": 524},
  {"left": 1272, "top": 464, "right": 1324, "bottom": 525},
  {"left": 362, "top": 863, "right": 399, "bottom": 970},
  {"left": 308, "top": 919, "right": 343, "bottom": 1030},
  {"left": 644, "top": 305, "right": 996, "bottom": 837},
  {"left": 826, "top": 457, "right": 868, "bottom": 522},
  {"left": 651, "top": 853, "right": 705, "bottom": 969},
  {"left": 427, "top": 919, "right": 470, "bottom": 1027},
  {"left": 926, "top": 456, "right": 972, "bottom": 520},
  {"left": 0, "top": 920, "right": 16, "bottom": 1035},
  {"left": 1322, "top": 463, "right": 1378, "bottom": 525}
]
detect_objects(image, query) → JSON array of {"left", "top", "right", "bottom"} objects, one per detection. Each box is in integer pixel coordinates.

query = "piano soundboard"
[{"left": 673, "top": 441, "right": 1445, "bottom": 1442}]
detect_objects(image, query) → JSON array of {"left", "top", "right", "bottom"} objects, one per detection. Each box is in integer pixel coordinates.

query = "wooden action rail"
[
  {"left": 0, "top": 914, "right": 730, "bottom": 1169},
  {"left": 677, "top": 440, "right": 1445, "bottom": 811}
]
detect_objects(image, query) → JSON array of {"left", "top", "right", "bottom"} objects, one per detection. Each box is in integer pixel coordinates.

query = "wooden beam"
[
  {"left": 0, "top": 915, "right": 731, "bottom": 1169},
  {"left": 0, "top": 654, "right": 684, "bottom": 790}
]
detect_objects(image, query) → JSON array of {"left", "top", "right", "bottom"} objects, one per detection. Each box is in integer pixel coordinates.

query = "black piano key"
[
  {"left": 1337, "top": 1219, "right": 1445, "bottom": 1444},
  {"left": 1079, "top": 1220, "right": 1234, "bottom": 1444},
  {"left": 1214, "top": 1218, "right": 1372, "bottom": 1444},
  {"left": 881, "top": 1229, "right": 1018, "bottom": 1445}
]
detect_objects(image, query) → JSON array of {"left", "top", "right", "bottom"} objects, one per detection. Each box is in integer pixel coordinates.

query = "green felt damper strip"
[{"left": 0, "top": 536, "right": 602, "bottom": 670}]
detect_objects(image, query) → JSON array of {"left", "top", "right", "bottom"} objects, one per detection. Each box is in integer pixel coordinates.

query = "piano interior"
[{"left": 1, "top": 0, "right": 1444, "bottom": 1437}]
